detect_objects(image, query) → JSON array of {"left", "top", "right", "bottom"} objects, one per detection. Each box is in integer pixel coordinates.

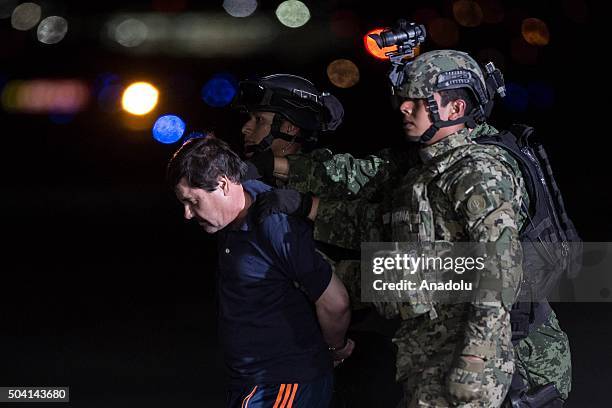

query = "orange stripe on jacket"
[
  {"left": 286, "top": 383, "right": 299, "bottom": 408},
  {"left": 279, "top": 384, "right": 293, "bottom": 408},
  {"left": 272, "top": 384, "right": 287, "bottom": 408}
]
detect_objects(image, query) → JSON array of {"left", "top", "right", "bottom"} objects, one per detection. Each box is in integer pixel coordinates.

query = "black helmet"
[{"left": 233, "top": 74, "right": 343, "bottom": 132}]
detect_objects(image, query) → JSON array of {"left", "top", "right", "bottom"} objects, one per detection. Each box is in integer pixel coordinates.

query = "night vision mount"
[{"left": 368, "top": 19, "right": 426, "bottom": 89}]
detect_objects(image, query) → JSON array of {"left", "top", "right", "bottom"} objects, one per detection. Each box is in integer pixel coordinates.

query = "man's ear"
[
  {"left": 218, "top": 176, "right": 231, "bottom": 195},
  {"left": 449, "top": 99, "right": 467, "bottom": 119}
]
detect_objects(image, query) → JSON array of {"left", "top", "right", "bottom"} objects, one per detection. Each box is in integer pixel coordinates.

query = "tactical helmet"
[
  {"left": 393, "top": 49, "right": 503, "bottom": 143},
  {"left": 233, "top": 74, "right": 343, "bottom": 132},
  {"left": 396, "top": 49, "right": 489, "bottom": 109}
]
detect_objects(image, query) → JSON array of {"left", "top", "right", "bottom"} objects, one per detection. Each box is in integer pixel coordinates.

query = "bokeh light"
[
  {"left": 527, "top": 82, "right": 555, "bottom": 110},
  {"left": 114, "top": 18, "right": 148, "bottom": 47},
  {"left": 502, "top": 82, "right": 528, "bottom": 113},
  {"left": 1, "top": 79, "right": 89, "bottom": 113},
  {"left": 223, "top": 0, "right": 258, "bottom": 18},
  {"left": 37, "top": 16, "right": 68, "bottom": 44},
  {"left": 511, "top": 37, "right": 538, "bottom": 65},
  {"left": 275, "top": 0, "right": 310, "bottom": 28},
  {"left": 121, "top": 82, "right": 159, "bottom": 115},
  {"left": 327, "top": 59, "right": 360, "bottom": 89},
  {"left": 521, "top": 18, "right": 550, "bottom": 46},
  {"left": 201, "top": 73, "right": 238, "bottom": 108},
  {"left": 152, "top": 114, "right": 186, "bottom": 144},
  {"left": 452, "top": 0, "right": 483, "bottom": 27},
  {"left": 11, "top": 2, "right": 41, "bottom": 31},
  {"left": 363, "top": 28, "right": 398, "bottom": 60},
  {"left": 0, "top": 0, "right": 18, "bottom": 19},
  {"left": 478, "top": 0, "right": 505, "bottom": 24},
  {"left": 428, "top": 18, "right": 460, "bottom": 47}
]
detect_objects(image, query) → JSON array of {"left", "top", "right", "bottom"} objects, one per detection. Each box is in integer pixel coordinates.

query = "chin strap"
[
  {"left": 245, "top": 113, "right": 316, "bottom": 154},
  {"left": 419, "top": 95, "right": 485, "bottom": 144},
  {"left": 244, "top": 113, "right": 297, "bottom": 154}
]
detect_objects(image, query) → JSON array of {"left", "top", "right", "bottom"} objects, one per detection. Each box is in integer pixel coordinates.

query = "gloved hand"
[
  {"left": 446, "top": 355, "right": 485, "bottom": 403},
  {"left": 246, "top": 149, "right": 275, "bottom": 182},
  {"left": 254, "top": 189, "right": 313, "bottom": 223}
]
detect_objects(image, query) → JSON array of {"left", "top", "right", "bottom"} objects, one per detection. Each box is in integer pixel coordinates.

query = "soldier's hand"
[
  {"left": 446, "top": 355, "right": 484, "bottom": 403},
  {"left": 254, "top": 190, "right": 313, "bottom": 223}
]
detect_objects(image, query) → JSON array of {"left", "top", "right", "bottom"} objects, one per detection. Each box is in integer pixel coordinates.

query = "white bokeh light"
[
  {"left": 121, "top": 82, "right": 159, "bottom": 115},
  {"left": 223, "top": 0, "right": 258, "bottom": 18},
  {"left": 275, "top": 0, "right": 310, "bottom": 28},
  {"left": 114, "top": 18, "right": 148, "bottom": 47},
  {"left": 37, "top": 16, "right": 68, "bottom": 44},
  {"left": 11, "top": 2, "right": 41, "bottom": 31}
]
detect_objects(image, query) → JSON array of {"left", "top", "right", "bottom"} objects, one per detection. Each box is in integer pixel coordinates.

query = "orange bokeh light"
[
  {"left": 521, "top": 18, "right": 550, "bottom": 46},
  {"left": 363, "top": 28, "right": 398, "bottom": 60}
]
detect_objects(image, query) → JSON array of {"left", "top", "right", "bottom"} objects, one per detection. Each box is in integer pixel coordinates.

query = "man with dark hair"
[{"left": 168, "top": 136, "right": 354, "bottom": 407}]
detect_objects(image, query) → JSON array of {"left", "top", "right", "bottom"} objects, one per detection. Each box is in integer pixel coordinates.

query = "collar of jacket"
[{"left": 418, "top": 127, "right": 472, "bottom": 163}]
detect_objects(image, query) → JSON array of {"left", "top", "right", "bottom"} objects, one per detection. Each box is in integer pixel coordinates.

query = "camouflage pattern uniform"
[
  {"left": 281, "top": 50, "right": 571, "bottom": 405},
  {"left": 314, "top": 128, "right": 523, "bottom": 407},
  {"left": 285, "top": 130, "right": 571, "bottom": 403}
]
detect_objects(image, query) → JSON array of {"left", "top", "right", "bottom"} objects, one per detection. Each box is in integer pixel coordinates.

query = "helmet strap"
[{"left": 419, "top": 95, "right": 482, "bottom": 144}]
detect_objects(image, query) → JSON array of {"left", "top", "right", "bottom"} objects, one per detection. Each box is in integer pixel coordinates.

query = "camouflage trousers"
[
  {"left": 394, "top": 307, "right": 514, "bottom": 408},
  {"left": 513, "top": 310, "right": 572, "bottom": 400}
]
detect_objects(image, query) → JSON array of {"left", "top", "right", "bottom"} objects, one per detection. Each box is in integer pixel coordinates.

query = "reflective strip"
[{"left": 242, "top": 386, "right": 258, "bottom": 408}]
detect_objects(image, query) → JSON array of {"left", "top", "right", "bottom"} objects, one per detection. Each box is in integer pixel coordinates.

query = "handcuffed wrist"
[{"left": 328, "top": 337, "right": 348, "bottom": 352}]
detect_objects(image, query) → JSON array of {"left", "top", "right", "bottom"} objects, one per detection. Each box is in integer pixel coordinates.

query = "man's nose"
[
  {"left": 241, "top": 119, "right": 253, "bottom": 136},
  {"left": 399, "top": 100, "right": 415, "bottom": 116}
]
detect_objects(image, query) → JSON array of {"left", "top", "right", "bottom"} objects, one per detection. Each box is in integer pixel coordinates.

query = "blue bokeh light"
[
  {"left": 201, "top": 73, "right": 238, "bottom": 107},
  {"left": 152, "top": 114, "right": 186, "bottom": 144},
  {"left": 502, "top": 82, "right": 529, "bottom": 113}
]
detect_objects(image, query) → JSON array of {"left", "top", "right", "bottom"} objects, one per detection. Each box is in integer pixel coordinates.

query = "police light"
[{"left": 121, "top": 81, "right": 159, "bottom": 115}]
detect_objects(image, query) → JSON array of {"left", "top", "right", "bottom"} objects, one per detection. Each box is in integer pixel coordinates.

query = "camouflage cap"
[{"left": 397, "top": 49, "right": 487, "bottom": 101}]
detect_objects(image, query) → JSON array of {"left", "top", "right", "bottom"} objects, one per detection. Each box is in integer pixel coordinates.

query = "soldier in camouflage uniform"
[
  {"left": 257, "top": 50, "right": 571, "bottom": 406},
  {"left": 283, "top": 127, "right": 572, "bottom": 406}
]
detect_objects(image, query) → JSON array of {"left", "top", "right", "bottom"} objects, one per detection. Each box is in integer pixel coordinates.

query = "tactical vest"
[{"left": 376, "top": 138, "right": 524, "bottom": 321}]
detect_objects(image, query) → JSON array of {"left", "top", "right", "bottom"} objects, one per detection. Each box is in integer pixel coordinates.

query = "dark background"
[{"left": 1, "top": 0, "right": 610, "bottom": 406}]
